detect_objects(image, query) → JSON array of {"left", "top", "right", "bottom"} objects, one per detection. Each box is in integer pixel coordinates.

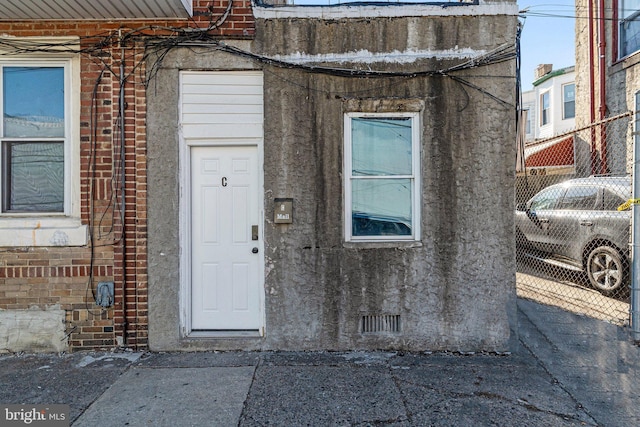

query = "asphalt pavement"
[{"left": 1, "top": 298, "right": 638, "bottom": 426}]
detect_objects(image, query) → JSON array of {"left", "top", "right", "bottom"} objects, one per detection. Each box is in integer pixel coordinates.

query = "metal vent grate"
[{"left": 361, "top": 315, "right": 401, "bottom": 333}]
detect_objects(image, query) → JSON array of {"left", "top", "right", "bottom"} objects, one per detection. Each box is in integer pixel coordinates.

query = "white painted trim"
[
  {"left": 268, "top": 48, "right": 488, "bottom": 64},
  {"left": 0, "top": 217, "right": 87, "bottom": 246},
  {"left": 344, "top": 112, "right": 421, "bottom": 243},
  {"left": 186, "top": 138, "right": 263, "bottom": 146},
  {"left": 0, "top": 36, "right": 80, "bottom": 56},
  {"left": 0, "top": 50, "right": 86, "bottom": 247},
  {"left": 178, "top": 71, "right": 266, "bottom": 339},
  {"left": 253, "top": 2, "right": 518, "bottom": 20},
  {"left": 180, "top": 0, "right": 193, "bottom": 16}
]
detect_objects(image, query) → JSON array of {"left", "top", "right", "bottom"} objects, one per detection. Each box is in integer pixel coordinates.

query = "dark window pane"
[
  {"left": 541, "top": 93, "right": 550, "bottom": 125},
  {"left": 620, "top": 14, "right": 640, "bottom": 57},
  {"left": 352, "top": 118, "right": 412, "bottom": 176},
  {"left": 352, "top": 178, "right": 411, "bottom": 236},
  {"left": 564, "top": 101, "right": 575, "bottom": 119},
  {"left": 563, "top": 84, "right": 575, "bottom": 119},
  {"left": 604, "top": 188, "right": 628, "bottom": 211},
  {"left": 3, "top": 142, "right": 64, "bottom": 212},
  {"left": 3, "top": 67, "right": 64, "bottom": 138},
  {"left": 558, "top": 186, "right": 598, "bottom": 210}
]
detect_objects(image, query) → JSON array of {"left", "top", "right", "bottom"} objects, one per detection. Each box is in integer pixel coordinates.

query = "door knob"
[{"left": 252, "top": 247, "right": 259, "bottom": 254}]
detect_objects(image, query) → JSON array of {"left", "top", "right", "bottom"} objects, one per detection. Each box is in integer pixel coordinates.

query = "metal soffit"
[{"left": 0, "top": 0, "right": 192, "bottom": 20}]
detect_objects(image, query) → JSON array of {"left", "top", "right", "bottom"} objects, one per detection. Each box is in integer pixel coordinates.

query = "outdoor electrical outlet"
[{"left": 96, "top": 281, "right": 114, "bottom": 307}]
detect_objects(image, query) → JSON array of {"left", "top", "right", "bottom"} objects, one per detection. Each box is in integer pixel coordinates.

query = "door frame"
[{"left": 179, "top": 138, "right": 265, "bottom": 338}]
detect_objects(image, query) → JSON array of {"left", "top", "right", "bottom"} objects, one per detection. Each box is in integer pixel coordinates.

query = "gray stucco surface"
[{"left": 147, "top": 10, "right": 518, "bottom": 351}]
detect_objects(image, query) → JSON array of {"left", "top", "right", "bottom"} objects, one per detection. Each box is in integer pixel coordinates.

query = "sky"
[{"left": 517, "top": 0, "right": 576, "bottom": 89}]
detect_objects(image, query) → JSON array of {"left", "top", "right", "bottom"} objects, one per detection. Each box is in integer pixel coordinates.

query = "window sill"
[
  {"left": 612, "top": 50, "right": 640, "bottom": 74},
  {"left": 0, "top": 216, "right": 87, "bottom": 247},
  {"left": 343, "top": 240, "right": 422, "bottom": 249}
]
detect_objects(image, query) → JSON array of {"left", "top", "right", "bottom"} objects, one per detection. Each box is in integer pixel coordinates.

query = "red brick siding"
[{"left": 0, "top": 1, "right": 255, "bottom": 351}]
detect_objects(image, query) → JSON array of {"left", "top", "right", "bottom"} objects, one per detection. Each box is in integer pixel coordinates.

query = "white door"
[{"left": 191, "top": 145, "right": 261, "bottom": 330}]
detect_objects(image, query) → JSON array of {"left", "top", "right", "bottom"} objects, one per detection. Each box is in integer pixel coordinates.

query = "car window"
[
  {"left": 529, "top": 186, "right": 564, "bottom": 210},
  {"left": 557, "top": 185, "right": 598, "bottom": 210},
  {"left": 603, "top": 188, "right": 627, "bottom": 211}
]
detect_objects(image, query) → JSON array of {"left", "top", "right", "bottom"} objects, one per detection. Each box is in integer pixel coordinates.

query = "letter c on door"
[{"left": 222, "top": 177, "right": 228, "bottom": 187}]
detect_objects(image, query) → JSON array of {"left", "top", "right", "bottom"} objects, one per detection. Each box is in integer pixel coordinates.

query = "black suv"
[{"left": 515, "top": 176, "right": 631, "bottom": 296}]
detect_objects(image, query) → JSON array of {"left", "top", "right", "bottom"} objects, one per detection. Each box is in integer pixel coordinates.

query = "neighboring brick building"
[
  {"left": 574, "top": 0, "right": 637, "bottom": 176},
  {"left": 0, "top": 0, "right": 255, "bottom": 352}
]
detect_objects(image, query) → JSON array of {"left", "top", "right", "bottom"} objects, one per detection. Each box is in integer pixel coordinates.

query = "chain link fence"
[{"left": 516, "top": 112, "right": 633, "bottom": 326}]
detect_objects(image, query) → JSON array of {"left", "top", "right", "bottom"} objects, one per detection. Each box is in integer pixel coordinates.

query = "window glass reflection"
[
  {"left": 352, "top": 179, "right": 412, "bottom": 236},
  {"left": 351, "top": 118, "right": 411, "bottom": 176},
  {"left": 529, "top": 186, "right": 564, "bottom": 211},
  {"left": 558, "top": 186, "right": 598, "bottom": 210},
  {"left": 3, "top": 67, "right": 64, "bottom": 138}
]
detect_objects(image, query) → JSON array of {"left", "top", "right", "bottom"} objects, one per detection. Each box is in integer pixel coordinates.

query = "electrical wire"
[
  {"left": 0, "top": 2, "right": 522, "bottom": 342},
  {"left": 0, "top": 9, "right": 519, "bottom": 238},
  {"left": 85, "top": 68, "right": 105, "bottom": 315}
]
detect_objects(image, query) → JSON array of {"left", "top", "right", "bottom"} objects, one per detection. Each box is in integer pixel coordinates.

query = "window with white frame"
[
  {"left": 344, "top": 113, "right": 420, "bottom": 242},
  {"left": 619, "top": 0, "right": 640, "bottom": 58},
  {"left": 563, "top": 83, "right": 575, "bottom": 120},
  {"left": 525, "top": 108, "right": 531, "bottom": 135},
  {"left": 1, "top": 63, "right": 69, "bottom": 213},
  {"left": 0, "top": 53, "right": 85, "bottom": 247},
  {"left": 540, "top": 92, "right": 550, "bottom": 126}
]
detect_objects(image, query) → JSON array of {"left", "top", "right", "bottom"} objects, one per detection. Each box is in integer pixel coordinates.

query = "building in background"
[
  {"left": 520, "top": 64, "right": 576, "bottom": 177},
  {"left": 574, "top": 0, "right": 637, "bottom": 177}
]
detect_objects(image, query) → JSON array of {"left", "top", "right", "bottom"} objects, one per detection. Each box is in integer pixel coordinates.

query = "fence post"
[{"left": 632, "top": 100, "right": 640, "bottom": 342}]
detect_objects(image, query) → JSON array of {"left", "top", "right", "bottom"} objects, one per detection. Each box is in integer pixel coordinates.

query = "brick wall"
[{"left": 0, "top": 0, "right": 255, "bottom": 351}]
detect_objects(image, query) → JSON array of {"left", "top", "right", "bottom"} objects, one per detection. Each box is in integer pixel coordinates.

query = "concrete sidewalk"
[{"left": 1, "top": 299, "right": 638, "bottom": 426}]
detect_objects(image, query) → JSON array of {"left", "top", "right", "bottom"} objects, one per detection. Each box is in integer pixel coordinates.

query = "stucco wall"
[{"left": 147, "top": 9, "right": 518, "bottom": 351}]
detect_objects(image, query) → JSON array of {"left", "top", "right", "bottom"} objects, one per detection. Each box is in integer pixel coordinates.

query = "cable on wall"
[{"left": 0, "top": 3, "right": 519, "bottom": 348}]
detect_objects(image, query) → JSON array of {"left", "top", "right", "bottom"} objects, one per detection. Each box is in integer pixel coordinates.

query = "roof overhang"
[
  {"left": 0, "top": 0, "right": 192, "bottom": 20},
  {"left": 524, "top": 136, "right": 575, "bottom": 167}
]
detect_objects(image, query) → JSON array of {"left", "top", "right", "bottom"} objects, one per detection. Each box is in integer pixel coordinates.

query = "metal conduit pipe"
[
  {"left": 119, "top": 41, "right": 128, "bottom": 346},
  {"left": 588, "top": 0, "right": 597, "bottom": 174},
  {"left": 598, "top": 0, "right": 608, "bottom": 173}
]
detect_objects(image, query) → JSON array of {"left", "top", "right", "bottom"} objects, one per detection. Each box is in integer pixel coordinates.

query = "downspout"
[
  {"left": 588, "top": 0, "right": 597, "bottom": 174},
  {"left": 598, "top": 0, "right": 608, "bottom": 173}
]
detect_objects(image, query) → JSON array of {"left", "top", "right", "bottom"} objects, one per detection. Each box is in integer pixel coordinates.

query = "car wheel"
[{"left": 586, "top": 246, "right": 626, "bottom": 295}]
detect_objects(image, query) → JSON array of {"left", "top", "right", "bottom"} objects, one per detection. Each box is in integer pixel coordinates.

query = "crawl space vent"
[{"left": 361, "top": 314, "right": 401, "bottom": 334}]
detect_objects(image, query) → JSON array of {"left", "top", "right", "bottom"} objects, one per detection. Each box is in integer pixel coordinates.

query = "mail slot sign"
[{"left": 274, "top": 198, "right": 293, "bottom": 224}]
